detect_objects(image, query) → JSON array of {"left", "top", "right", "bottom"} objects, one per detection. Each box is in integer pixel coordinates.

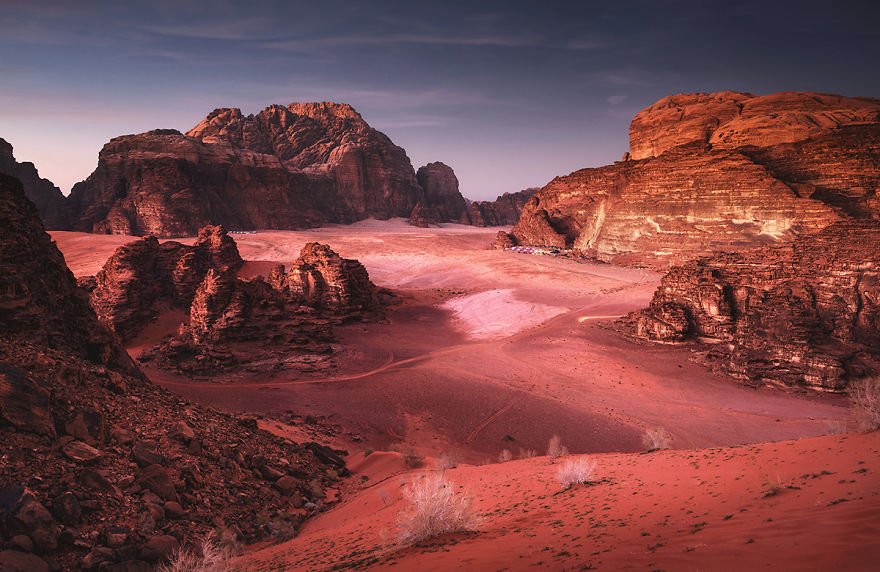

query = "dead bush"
[{"left": 397, "top": 473, "right": 478, "bottom": 546}]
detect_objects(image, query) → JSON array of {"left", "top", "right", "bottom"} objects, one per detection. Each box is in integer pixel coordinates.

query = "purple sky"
[{"left": 1, "top": 0, "right": 878, "bottom": 200}]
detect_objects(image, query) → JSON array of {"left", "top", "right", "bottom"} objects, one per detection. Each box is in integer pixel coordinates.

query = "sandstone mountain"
[
  {"left": 510, "top": 91, "right": 880, "bottom": 267},
  {"left": 0, "top": 138, "right": 70, "bottom": 230},
  {"left": 626, "top": 221, "right": 880, "bottom": 391},
  {"left": 66, "top": 102, "right": 470, "bottom": 237},
  {"left": 0, "top": 173, "right": 341, "bottom": 570},
  {"left": 469, "top": 188, "right": 538, "bottom": 227}
]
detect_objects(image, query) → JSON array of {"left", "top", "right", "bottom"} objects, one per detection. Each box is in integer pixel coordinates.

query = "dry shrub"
[
  {"left": 851, "top": 378, "right": 880, "bottom": 431},
  {"left": 642, "top": 427, "right": 672, "bottom": 452},
  {"left": 497, "top": 449, "right": 513, "bottom": 463},
  {"left": 437, "top": 452, "right": 457, "bottom": 471},
  {"left": 518, "top": 448, "right": 537, "bottom": 459},
  {"left": 403, "top": 448, "right": 425, "bottom": 469},
  {"left": 159, "top": 534, "right": 235, "bottom": 572},
  {"left": 547, "top": 435, "right": 569, "bottom": 458},
  {"left": 397, "top": 473, "right": 478, "bottom": 546},
  {"left": 556, "top": 457, "right": 597, "bottom": 490}
]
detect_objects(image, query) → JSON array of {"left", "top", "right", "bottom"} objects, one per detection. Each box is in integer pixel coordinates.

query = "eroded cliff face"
[
  {"left": 629, "top": 91, "right": 880, "bottom": 160},
  {"left": 0, "top": 174, "right": 339, "bottom": 570},
  {"left": 409, "top": 162, "right": 469, "bottom": 226},
  {"left": 511, "top": 91, "right": 880, "bottom": 266},
  {"left": 512, "top": 143, "right": 840, "bottom": 266},
  {"left": 67, "top": 103, "right": 470, "bottom": 237},
  {"left": 0, "top": 138, "right": 70, "bottom": 230},
  {"left": 626, "top": 221, "right": 880, "bottom": 391}
]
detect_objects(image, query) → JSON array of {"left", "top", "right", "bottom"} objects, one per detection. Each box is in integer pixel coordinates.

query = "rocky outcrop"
[
  {"left": 630, "top": 91, "right": 880, "bottom": 160},
  {"left": 89, "top": 230, "right": 381, "bottom": 374},
  {"left": 156, "top": 269, "right": 334, "bottom": 375},
  {"left": 413, "top": 162, "right": 468, "bottom": 224},
  {"left": 67, "top": 102, "right": 473, "bottom": 237},
  {"left": 87, "top": 226, "right": 243, "bottom": 341},
  {"left": 270, "top": 242, "right": 383, "bottom": 320},
  {"left": 0, "top": 173, "right": 339, "bottom": 570},
  {"left": 469, "top": 188, "right": 538, "bottom": 227},
  {"left": 512, "top": 91, "right": 880, "bottom": 267},
  {"left": 0, "top": 138, "right": 69, "bottom": 230},
  {"left": 627, "top": 221, "right": 880, "bottom": 391}
]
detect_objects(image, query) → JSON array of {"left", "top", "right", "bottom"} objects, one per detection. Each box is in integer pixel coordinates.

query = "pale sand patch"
[{"left": 441, "top": 288, "right": 568, "bottom": 340}]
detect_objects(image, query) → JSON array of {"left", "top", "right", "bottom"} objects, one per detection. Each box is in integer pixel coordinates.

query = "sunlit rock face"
[
  {"left": 67, "top": 102, "right": 434, "bottom": 237},
  {"left": 629, "top": 91, "right": 880, "bottom": 160},
  {"left": 0, "top": 137, "right": 70, "bottom": 229},
  {"left": 627, "top": 221, "right": 880, "bottom": 391},
  {"left": 512, "top": 91, "right": 880, "bottom": 267}
]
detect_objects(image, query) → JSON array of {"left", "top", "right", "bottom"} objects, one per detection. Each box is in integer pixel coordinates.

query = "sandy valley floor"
[{"left": 50, "top": 221, "right": 877, "bottom": 570}]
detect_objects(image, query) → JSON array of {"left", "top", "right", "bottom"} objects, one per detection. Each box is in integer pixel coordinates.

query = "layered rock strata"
[
  {"left": 629, "top": 91, "right": 880, "bottom": 160},
  {"left": 511, "top": 91, "right": 880, "bottom": 266}
]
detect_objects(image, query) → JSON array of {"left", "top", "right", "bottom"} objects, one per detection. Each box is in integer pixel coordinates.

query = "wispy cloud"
[
  {"left": 140, "top": 17, "right": 277, "bottom": 41},
  {"left": 606, "top": 94, "right": 628, "bottom": 105},
  {"left": 260, "top": 33, "right": 541, "bottom": 51}
]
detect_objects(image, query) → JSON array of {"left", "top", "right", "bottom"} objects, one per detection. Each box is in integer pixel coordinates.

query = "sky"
[{"left": 1, "top": 1, "right": 878, "bottom": 200}]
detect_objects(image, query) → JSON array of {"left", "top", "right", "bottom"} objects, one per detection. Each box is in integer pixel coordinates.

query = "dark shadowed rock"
[
  {"left": 626, "top": 221, "right": 880, "bottom": 390},
  {"left": 0, "top": 138, "right": 69, "bottom": 230},
  {"left": 415, "top": 162, "right": 468, "bottom": 223}
]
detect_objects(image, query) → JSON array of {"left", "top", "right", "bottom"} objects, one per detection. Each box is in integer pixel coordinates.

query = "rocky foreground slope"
[
  {"left": 0, "top": 173, "right": 344, "bottom": 570},
  {"left": 84, "top": 227, "right": 383, "bottom": 375},
  {"left": 626, "top": 221, "right": 880, "bottom": 391},
  {"left": 65, "top": 102, "right": 472, "bottom": 237},
  {"left": 0, "top": 138, "right": 69, "bottom": 230},
  {"left": 510, "top": 91, "right": 880, "bottom": 266}
]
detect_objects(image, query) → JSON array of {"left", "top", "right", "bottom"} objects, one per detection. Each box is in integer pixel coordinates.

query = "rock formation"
[
  {"left": 627, "top": 221, "right": 880, "bottom": 391},
  {"left": 155, "top": 270, "right": 335, "bottom": 376},
  {"left": 269, "top": 242, "right": 383, "bottom": 320},
  {"left": 469, "top": 188, "right": 538, "bottom": 227},
  {"left": 0, "top": 173, "right": 340, "bottom": 570},
  {"left": 87, "top": 228, "right": 382, "bottom": 374},
  {"left": 629, "top": 91, "right": 880, "bottom": 160},
  {"left": 0, "top": 138, "right": 69, "bottom": 229},
  {"left": 512, "top": 91, "right": 880, "bottom": 267},
  {"left": 86, "top": 226, "right": 244, "bottom": 341},
  {"left": 409, "top": 162, "right": 469, "bottom": 226},
  {"left": 66, "top": 102, "right": 471, "bottom": 236}
]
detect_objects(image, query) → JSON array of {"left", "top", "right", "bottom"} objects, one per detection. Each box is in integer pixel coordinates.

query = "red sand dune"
[{"left": 240, "top": 432, "right": 880, "bottom": 571}]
